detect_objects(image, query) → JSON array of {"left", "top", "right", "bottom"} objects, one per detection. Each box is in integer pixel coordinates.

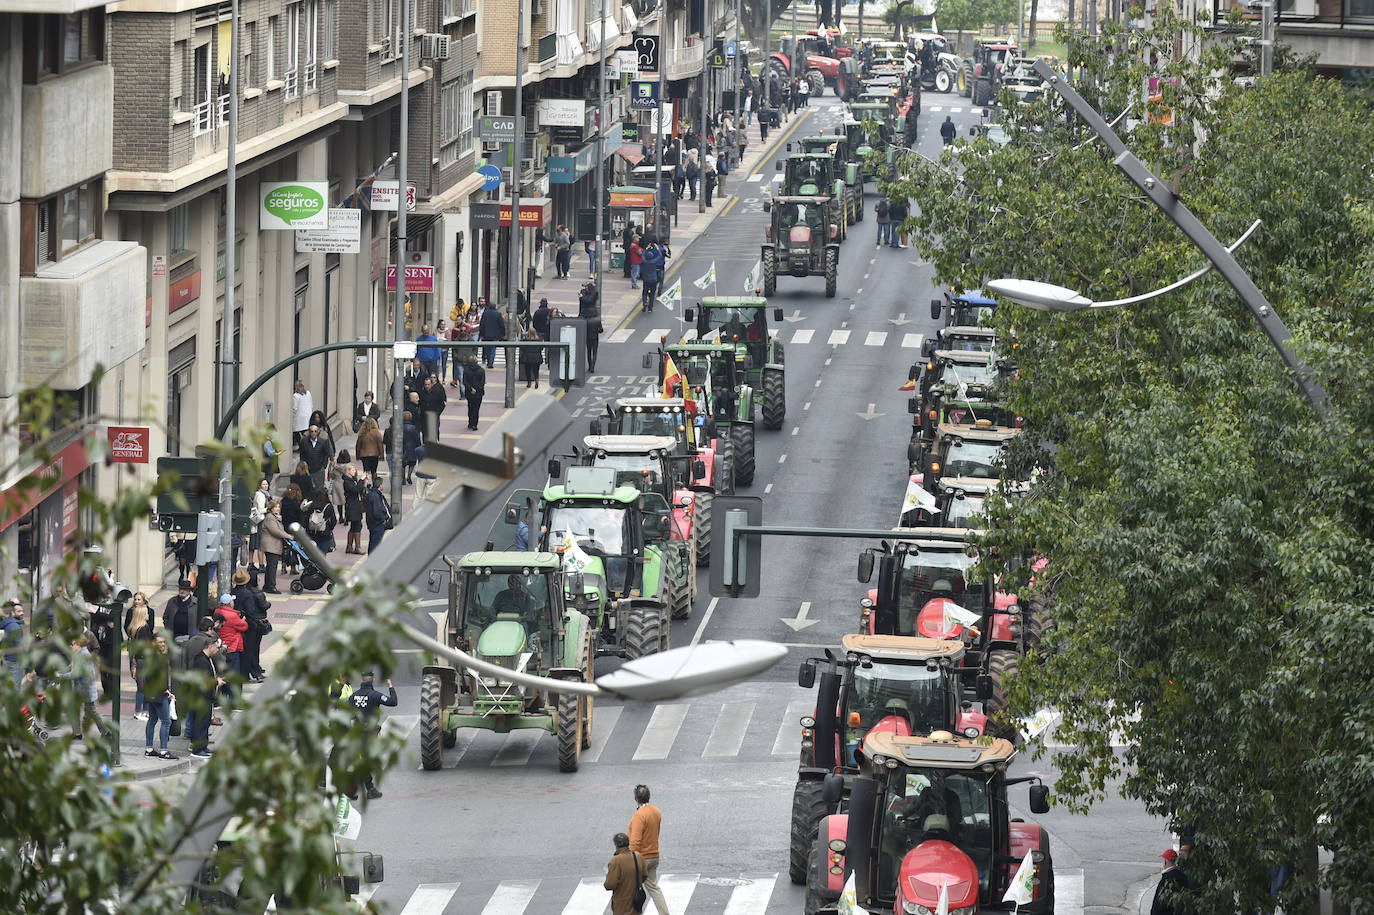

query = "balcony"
[
  {"left": 538, "top": 32, "right": 559, "bottom": 65},
  {"left": 20, "top": 64, "right": 113, "bottom": 199},
  {"left": 664, "top": 40, "right": 705, "bottom": 80},
  {"left": 19, "top": 241, "right": 146, "bottom": 390},
  {"left": 585, "top": 16, "right": 622, "bottom": 53}
]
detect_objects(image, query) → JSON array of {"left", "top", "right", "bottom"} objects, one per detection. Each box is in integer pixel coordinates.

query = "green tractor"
[
  {"left": 489, "top": 465, "right": 689, "bottom": 649},
  {"left": 774, "top": 152, "right": 852, "bottom": 238},
  {"left": 661, "top": 341, "right": 760, "bottom": 486},
  {"left": 846, "top": 105, "right": 898, "bottom": 184},
  {"left": 419, "top": 551, "right": 596, "bottom": 772},
  {"left": 685, "top": 296, "right": 787, "bottom": 430},
  {"left": 794, "top": 134, "right": 864, "bottom": 226}
]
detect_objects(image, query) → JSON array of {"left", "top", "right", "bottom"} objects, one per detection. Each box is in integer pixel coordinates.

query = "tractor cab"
[
  {"left": 922, "top": 420, "right": 1019, "bottom": 494},
  {"left": 777, "top": 153, "right": 835, "bottom": 197},
  {"left": 577, "top": 434, "right": 678, "bottom": 499},
  {"left": 898, "top": 475, "right": 998, "bottom": 529},
  {"left": 916, "top": 349, "right": 1010, "bottom": 404},
  {"left": 863, "top": 40, "right": 908, "bottom": 77},
  {"left": 686, "top": 296, "right": 783, "bottom": 375},
  {"left": 598, "top": 398, "right": 698, "bottom": 454},
  {"left": 765, "top": 196, "right": 837, "bottom": 271},
  {"left": 798, "top": 133, "right": 848, "bottom": 161},
  {"left": 860, "top": 530, "right": 990, "bottom": 641},
  {"left": 931, "top": 289, "right": 998, "bottom": 342},
  {"left": 665, "top": 343, "right": 742, "bottom": 422},
  {"left": 452, "top": 554, "right": 564, "bottom": 699},
  {"left": 849, "top": 103, "right": 893, "bottom": 144}
]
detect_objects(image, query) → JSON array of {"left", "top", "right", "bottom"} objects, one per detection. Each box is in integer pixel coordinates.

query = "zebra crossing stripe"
[
  {"left": 702, "top": 701, "right": 755, "bottom": 758},
  {"left": 581, "top": 705, "right": 622, "bottom": 764},
  {"left": 901, "top": 332, "right": 924, "bottom": 349},
  {"left": 1055, "top": 869, "right": 1085, "bottom": 914},
  {"left": 491, "top": 729, "right": 543, "bottom": 766},
  {"left": 482, "top": 880, "right": 541, "bottom": 915},
  {"left": 864, "top": 331, "right": 887, "bottom": 346},
  {"left": 398, "top": 883, "right": 460, "bottom": 915},
  {"left": 643, "top": 327, "right": 670, "bottom": 344},
  {"left": 772, "top": 698, "right": 812, "bottom": 756},
  {"left": 607, "top": 328, "right": 634, "bottom": 344},
  {"left": 561, "top": 877, "right": 611, "bottom": 915},
  {"left": 661, "top": 874, "right": 700, "bottom": 914},
  {"left": 827, "top": 329, "right": 850, "bottom": 346},
  {"left": 724, "top": 875, "right": 779, "bottom": 914},
  {"left": 791, "top": 328, "right": 815, "bottom": 345},
  {"left": 632, "top": 703, "right": 690, "bottom": 760}
]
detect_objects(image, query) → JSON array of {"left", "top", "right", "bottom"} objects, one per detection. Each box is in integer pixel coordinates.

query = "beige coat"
[{"left": 259, "top": 512, "right": 290, "bottom": 557}]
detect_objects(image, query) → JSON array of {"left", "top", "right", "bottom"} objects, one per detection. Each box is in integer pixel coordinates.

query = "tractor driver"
[
  {"left": 723, "top": 312, "right": 748, "bottom": 343},
  {"left": 493, "top": 574, "right": 532, "bottom": 617}
]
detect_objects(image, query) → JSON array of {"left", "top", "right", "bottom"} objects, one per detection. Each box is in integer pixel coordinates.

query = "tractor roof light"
[
  {"left": 848, "top": 711, "right": 862, "bottom": 726},
  {"left": 964, "top": 725, "right": 981, "bottom": 738}
]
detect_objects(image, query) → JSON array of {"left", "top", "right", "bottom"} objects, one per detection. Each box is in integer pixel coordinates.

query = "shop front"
[{"left": 0, "top": 436, "right": 94, "bottom": 601}]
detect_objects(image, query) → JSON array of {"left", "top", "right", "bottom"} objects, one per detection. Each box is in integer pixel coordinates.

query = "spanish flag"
[
  {"left": 898, "top": 377, "right": 917, "bottom": 391},
  {"left": 663, "top": 353, "right": 684, "bottom": 399},
  {"left": 683, "top": 381, "right": 700, "bottom": 416}
]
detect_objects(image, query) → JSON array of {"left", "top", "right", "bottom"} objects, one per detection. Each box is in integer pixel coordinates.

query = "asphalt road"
[{"left": 356, "top": 92, "right": 1173, "bottom": 915}]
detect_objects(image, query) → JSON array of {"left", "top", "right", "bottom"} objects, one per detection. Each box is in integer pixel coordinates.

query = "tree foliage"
[
  {"left": 885, "top": 12, "right": 1374, "bottom": 911},
  {"left": 0, "top": 402, "right": 412, "bottom": 912},
  {"left": 934, "top": 0, "right": 1019, "bottom": 38}
]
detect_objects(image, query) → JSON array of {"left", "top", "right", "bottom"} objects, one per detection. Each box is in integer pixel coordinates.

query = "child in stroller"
[{"left": 286, "top": 540, "right": 333, "bottom": 594}]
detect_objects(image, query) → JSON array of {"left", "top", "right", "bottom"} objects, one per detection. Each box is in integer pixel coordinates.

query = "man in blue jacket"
[
  {"left": 478, "top": 303, "right": 506, "bottom": 368},
  {"left": 415, "top": 324, "right": 442, "bottom": 381},
  {"left": 343, "top": 671, "right": 397, "bottom": 799},
  {"left": 640, "top": 242, "right": 667, "bottom": 312}
]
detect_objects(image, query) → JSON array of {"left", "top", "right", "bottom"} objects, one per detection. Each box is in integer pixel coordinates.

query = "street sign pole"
[
  {"left": 595, "top": 0, "right": 607, "bottom": 328},
  {"left": 392, "top": 0, "right": 410, "bottom": 518},
  {"left": 697, "top": 0, "right": 707, "bottom": 214},
  {"left": 506, "top": 0, "right": 527, "bottom": 409},
  {"left": 217, "top": 0, "right": 240, "bottom": 596}
]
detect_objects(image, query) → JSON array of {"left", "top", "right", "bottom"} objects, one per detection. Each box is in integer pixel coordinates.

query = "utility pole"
[
  {"left": 732, "top": 0, "right": 741, "bottom": 126},
  {"left": 217, "top": 0, "right": 240, "bottom": 596},
  {"left": 697, "top": 0, "right": 708, "bottom": 215},
  {"left": 505, "top": 0, "right": 527, "bottom": 408},
  {"left": 390, "top": 0, "right": 410, "bottom": 518},
  {"left": 1259, "top": 0, "right": 1274, "bottom": 77},
  {"left": 595, "top": 0, "right": 607, "bottom": 316},
  {"left": 764, "top": 0, "right": 770, "bottom": 109},
  {"left": 653, "top": 26, "right": 665, "bottom": 238}
]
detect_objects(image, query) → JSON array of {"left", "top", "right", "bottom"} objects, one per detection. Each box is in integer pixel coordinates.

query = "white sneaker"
[{"left": 135, "top": 712, "right": 149, "bottom": 721}]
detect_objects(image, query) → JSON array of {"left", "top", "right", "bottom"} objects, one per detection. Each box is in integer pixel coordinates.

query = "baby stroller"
[{"left": 287, "top": 540, "right": 333, "bottom": 594}]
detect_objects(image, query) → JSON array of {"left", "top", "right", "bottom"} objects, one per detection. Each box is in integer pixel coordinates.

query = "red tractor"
[
  {"left": 771, "top": 38, "right": 841, "bottom": 97},
  {"left": 804, "top": 730, "right": 1055, "bottom": 914},
  {"left": 960, "top": 38, "right": 1021, "bottom": 106}
]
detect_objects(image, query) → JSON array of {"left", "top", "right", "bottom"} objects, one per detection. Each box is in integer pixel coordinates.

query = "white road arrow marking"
[
  {"left": 783, "top": 309, "right": 805, "bottom": 323},
  {"left": 888, "top": 312, "right": 912, "bottom": 326},
  {"left": 782, "top": 600, "right": 819, "bottom": 631},
  {"left": 856, "top": 403, "right": 885, "bottom": 421}
]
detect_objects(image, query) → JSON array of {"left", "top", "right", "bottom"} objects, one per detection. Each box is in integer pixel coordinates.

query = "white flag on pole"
[
  {"left": 1002, "top": 852, "right": 1036, "bottom": 905},
  {"left": 693, "top": 261, "right": 717, "bottom": 290},
  {"left": 901, "top": 477, "right": 941, "bottom": 517},
  {"left": 744, "top": 258, "right": 762, "bottom": 292},
  {"left": 837, "top": 872, "right": 857, "bottom": 915},
  {"left": 333, "top": 796, "right": 362, "bottom": 840},
  {"left": 658, "top": 276, "right": 682, "bottom": 311},
  {"left": 941, "top": 600, "right": 982, "bottom": 631},
  {"left": 935, "top": 880, "right": 950, "bottom": 915},
  {"left": 1018, "top": 707, "right": 1061, "bottom": 743}
]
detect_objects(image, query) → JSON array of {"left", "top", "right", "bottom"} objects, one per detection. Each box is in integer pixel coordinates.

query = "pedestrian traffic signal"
[{"left": 195, "top": 511, "right": 225, "bottom": 566}]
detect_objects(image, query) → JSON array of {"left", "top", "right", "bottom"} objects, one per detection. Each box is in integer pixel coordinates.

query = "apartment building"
[{"left": 1211, "top": 0, "right": 1374, "bottom": 74}]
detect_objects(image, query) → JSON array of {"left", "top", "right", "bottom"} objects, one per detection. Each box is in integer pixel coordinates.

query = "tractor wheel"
[
  {"left": 789, "top": 779, "right": 827, "bottom": 884},
  {"left": 824, "top": 248, "right": 838, "bottom": 298},
  {"left": 854, "top": 191, "right": 864, "bottom": 221},
  {"left": 419, "top": 672, "right": 445, "bottom": 772},
  {"left": 695, "top": 491, "right": 712, "bottom": 566},
  {"left": 762, "top": 247, "right": 777, "bottom": 296},
  {"left": 985, "top": 649, "right": 1022, "bottom": 741},
  {"left": 669, "top": 559, "right": 693, "bottom": 620},
  {"left": 716, "top": 436, "right": 736, "bottom": 495},
  {"left": 808, "top": 70, "right": 826, "bottom": 96},
  {"left": 1025, "top": 598, "right": 1055, "bottom": 654},
  {"left": 731, "top": 423, "right": 757, "bottom": 487},
  {"left": 935, "top": 69, "right": 953, "bottom": 93},
  {"left": 959, "top": 65, "right": 972, "bottom": 96},
  {"left": 804, "top": 837, "right": 831, "bottom": 915},
  {"left": 556, "top": 690, "right": 582, "bottom": 772},
  {"left": 624, "top": 603, "right": 664, "bottom": 659},
  {"left": 762, "top": 367, "right": 786, "bottom": 430}
]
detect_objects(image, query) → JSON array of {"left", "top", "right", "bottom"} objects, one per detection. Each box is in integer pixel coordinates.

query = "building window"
[
  {"left": 304, "top": 0, "right": 318, "bottom": 90},
  {"left": 243, "top": 21, "right": 255, "bottom": 88},
  {"left": 384, "top": 0, "right": 401, "bottom": 58},
  {"left": 286, "top": 2, "right": 300, "bottom": 97},
  {"left": 439, "top": 73, "right": 475, "bottom": 168},
  {"left": 193, "top": 41, "right": 213, "bottom": 134},
  {"left": 23, "top": 180, "right": 102, "bottom": 272},
  {"left": 171, "top": 39, "right": 186, "bottom": 110},
  {"left": 266, "top": 16, "right": 278, "bottom": 81},
  {"left": 22, "top": 11, "right": 105, "bottom": 82},
  {"left": 170, "top": 203, "right": 191, "bottom": 258},
  {"left": 1350, "top": 0, "right": 1374, "bottom": 18},
  {"left": 323, "top": 0, "right": 337, "bottom": 60}
]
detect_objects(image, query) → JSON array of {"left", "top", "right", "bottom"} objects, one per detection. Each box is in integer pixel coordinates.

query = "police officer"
[{"left": 345, "top": 671, "right": 398, "bottom": 799}]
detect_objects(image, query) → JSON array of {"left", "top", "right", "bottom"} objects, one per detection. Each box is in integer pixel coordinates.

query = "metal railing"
[
  {"left": 285, "top": 68, "right": 300, "bottom": 98},
  {"left": 193, "top": 99, "right": 214, "bottom": 135},
  {"left": 664, "top": 41, "right": 705, "bottom": 81}
]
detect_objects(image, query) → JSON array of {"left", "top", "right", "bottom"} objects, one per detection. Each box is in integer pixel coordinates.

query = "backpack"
[
  {"left": 307, "top": 505, "right": 328, "bottom": 533},
  {"left": 876, "top": 198, "right": 890, "bottom": 221}
]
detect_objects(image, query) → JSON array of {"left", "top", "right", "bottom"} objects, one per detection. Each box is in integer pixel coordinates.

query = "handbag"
[
  {"left": 167, "top": 695, "right": 181, "bottom": 737},
  {"left": 257, "top": 617, "right": 274, "bottom": 635},
  {"left": 631, "top": 852, "right": 647, "bottom": 914}
]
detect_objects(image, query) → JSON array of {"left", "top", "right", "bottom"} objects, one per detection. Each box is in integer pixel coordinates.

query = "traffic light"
[{"left": 195, "top": 511, "right": 225, "bottom": 565}]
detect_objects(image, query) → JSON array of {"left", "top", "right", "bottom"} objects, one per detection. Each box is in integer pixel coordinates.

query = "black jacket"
[
  {"left": 464, "top": 361, "right": 487, "bottom": 400},
  {"left": 402, "top": 421, "right": 424, "bottom": 463},
  {"left": 162, "top": 594, "right": 197, "bottom": 639},
  {"left": 342, "top": 474, "right": 366, "bottom": 523},
  {"left": 299, "top": 436, "right": 333, "bottom": 474},
  {"left": 940, "top": 119, "right": 957, "bottom": 141},
  {"left": 419, "top": 383, "right": 447, "bottom": 416},
  {"left": 532, "top": 304, "right": 551, "bottom": 340},
  {"left": 344, "top": 681, "right": 398, "bottom": 720},
  {"left": 479, "top": 307, "right": 507, "bottom": 341}
]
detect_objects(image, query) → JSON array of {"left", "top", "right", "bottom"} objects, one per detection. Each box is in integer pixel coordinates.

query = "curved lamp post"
[{"left": 1007, "top": 60, "right": 1329, "bottom": 416}]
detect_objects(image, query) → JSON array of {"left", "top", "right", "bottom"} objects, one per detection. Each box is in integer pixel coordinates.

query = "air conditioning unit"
[
  {"left": 482, "top": 140, "right": 503, "bottom": 153},
  {"left": 420, "top": 34, "right": 452, "bottom": 60},
  {"left": 550, "top": 144, "right": 567, "bottom": 157},
  {"left": 522, "top": 156, "right": 540, "bottom": 176},
  {"left": 1279, "top": 0, "right": 1317, "bottom": 17},
  {"left": 486, "top": 90, "right": 502, "bottom": 115}
]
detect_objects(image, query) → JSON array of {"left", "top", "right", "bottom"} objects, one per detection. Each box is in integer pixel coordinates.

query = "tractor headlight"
[
  {"left": 800, "top": 715, "right": 816, "bottom": 728},
  {"left": 828, "top": 838, "right": 847, "bottom": 853},
  {"left": 964, "top": 725, "right": 982, "bottom": 738}
]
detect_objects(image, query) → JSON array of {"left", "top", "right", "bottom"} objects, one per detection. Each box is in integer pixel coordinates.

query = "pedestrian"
[
  {"left": 187, "top": 638, "right": 225, "bottom": 758},
  {"left": 479, "top": 300, "right": 506, "bottom": 368},
  {"left": 889, "top": 196, "right": 909, "bottom": 248},
  {"left": 247, "top": 477, "right": 270, "bottom": 571},
  {"left": 259, "top": 499, "right": 288, "bottom": 594},
  {"left": 363, "top": 478, "right": 392, "bottom": 553},
  {"left": 641, "top": 242, "right": 665, "bottom": 312},
  {"left": 280, "top": 483, "right": 304, "bottom": 570},
  {"left": 940, "top": 115, "right": 957, "bottom": 145},
  {"left": 603, "top": 832, "right": 644, "bottom": 915},
  {"left": 340, "top": 463, "right": 366, "bottom": 554},
  {"left": 716, "top": 150, "right": 729, "bottom": 196},
  {"left": 356, "top": 416, "right": 385, "bottom": 482},
  {"left": 289, "top": 459, "right": 313, "bottom": 497},
  {"left": 123, "top": 591, "right": 155, "bottom": 719},
  {"left": 330, "top": 448, "right": 352, "bottom": 522},
  {"left": 798, "top": 76, "right": 811, "bottom": 107},
  {"left": 520, "top": 326, "right": 544, "bottom": 388},
  {"left": 875, "top": 196, "right": 890, "bottom": 247},
  {"left": 61, "top": 634, "right": 113, "bottom": 745},
  {"left": 533, "top": 297, "right": 552, "bottom": 342},
  {"left": 620, "top": 223, "right": 634, "bottom": 277},
  {"left": 628, "top": 784, "right": 669, "bottom": 915},
  {"left": 291, "top": 380, "right": 313, "bottom": 452},
  {"left": 1150, "top": 849, "right": 1193, "bottom": 915},
  {"left": 139, "top": 635, "right": 176, "bottom": 760},
  {"left": 463, "top": 353, "right": 486, "bottom": 431},
  {"left": 161, "top": 580, "right": 197, "bottom": 646},
  {"left": 449, "top": 308, "right": 471, "bottom": 393},
  {"left": 402, "top": 411, "right": 424, "bottom": 482},
  {"left": 703, "top": 156, "right": 717, "bottom": 207},
  {"left": 233, "top": 570, "right": 269, "bottom": 682},
  {"left": 759, "top": 106, "right": 770, "bottom": 143},
  {"left": 1, "top": 599, "right": 22, "bottom": 689},
  {"left": 435, "top": 319, "right": 451, "bottom": 381},
  {"left": 301, "top": 486, "right": 339, "bottom": 553},
  {"left": 743, "top": 89, "right": 753, "bottom": 126},
  {"left": 416, "top": 324, "right": 442, "bottom": 381},
  {"left": 419, "top": 374, "right": 447, "bottom": 443},
  {"left": 340, "top": 671, "right": 397, "bottom": 799},
  {"left": 299, "top": 424, "right": 333, "bottom": 490},
  {"left": 685, "top": 155, "right": 700, "bottom": 201},
  {"left": 585, "top": 238, "right": 597, "bottom": 277},
  {"left": 555, "top": 225, "right": 572, "bottom": 278},
  {"left": 215, "top": 587, "right": 248, "bottom": 677},
  {"left": 585, "top": 308, "right": 603, "bottom": 375},
  {"left": 628, "top": 235, "right": 644, "bottom": 288}
]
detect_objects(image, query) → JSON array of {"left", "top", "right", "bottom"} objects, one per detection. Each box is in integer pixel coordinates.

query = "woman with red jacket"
[{"left": 213, "top": 591, "right": 249, "bottom": 677}]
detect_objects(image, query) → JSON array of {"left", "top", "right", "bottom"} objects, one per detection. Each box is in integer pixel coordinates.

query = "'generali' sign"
[{"left": 107, "top": 426, "right": 151, "bottom": 464}]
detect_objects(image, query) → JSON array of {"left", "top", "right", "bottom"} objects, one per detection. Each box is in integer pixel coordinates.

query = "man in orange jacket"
[{"left": 628, "top": 784, "right": 669, "bottom": 914}]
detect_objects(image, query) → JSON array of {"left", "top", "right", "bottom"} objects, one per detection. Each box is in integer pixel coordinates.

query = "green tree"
[
  {"left": 885, "top": 12, "right": 1374, "bottom": 911},
  {"left": 0, "top": 391, "right": 410, "bottom": 913}
]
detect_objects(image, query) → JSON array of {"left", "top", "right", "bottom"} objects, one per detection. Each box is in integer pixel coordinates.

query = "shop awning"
[{"left": 616, "top": 146, "right": 645, "bottom": 165}]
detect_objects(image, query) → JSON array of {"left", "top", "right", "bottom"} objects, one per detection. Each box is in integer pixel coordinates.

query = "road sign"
[
  {"left": 477, "top": 164, "right": 503, "bottom": 191},
  {"left": 709, "top": 50, "right": 726, "bottom": 69},
  {"left": 630, "top": 80, "right": 660, "bottom": 110},
  {"left": 476, "top": 115, "right": 518, "bottom": 143}
]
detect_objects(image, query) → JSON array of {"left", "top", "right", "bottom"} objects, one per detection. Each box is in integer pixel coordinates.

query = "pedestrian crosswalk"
[
  {"left": 926, "top": 106, "right": 970, "bottom": 113},
  {"left": 405, "top": 695, "right": 812, "bottom": 770},
  {"left": 603, "top": 326, "right": 924, "bottom": 350},
  {"left": 368, "top": 868, "right": 1088, "bottom": 914}
]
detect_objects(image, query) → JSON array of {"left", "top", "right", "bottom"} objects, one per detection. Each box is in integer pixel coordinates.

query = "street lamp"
[
  {"left": 988, "top": 219, "right": 1261, "bottom": 313},
  {"left": 1001, "top": 60, "right": 1329, "bottom": 416}
]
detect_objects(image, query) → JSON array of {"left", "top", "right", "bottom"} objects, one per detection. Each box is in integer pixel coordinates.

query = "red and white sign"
[
  {"left": 385, "top": 264, "right": 435, "bottom": 294},
  {"left": 372, "top": 180, "right": 418, "bottom": 212},
  {"left": 152, "top": 255, "right": 167, "bottom": 277},
  {"left": 107, "top": 426, "right": 151, "bottom": 464}
]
